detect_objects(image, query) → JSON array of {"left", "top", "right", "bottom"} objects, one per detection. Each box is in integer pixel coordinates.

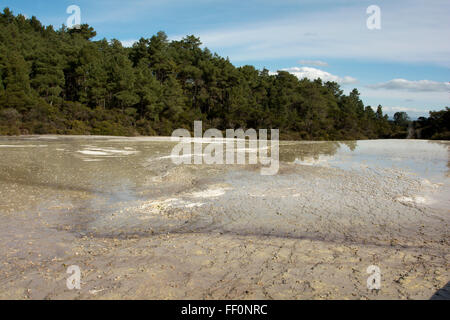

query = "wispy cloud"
[
  {"left": 277, "top": 67, "right": 357, "bottom": 85},
  {"left": 194, "top": 0, "right": 450, "bottom": 66},
  {"left": 298, "top": 60, "right": 329, "bottom": 67},
  {"left": 367, "top": 79, "right": 450, "bottom": 92}
]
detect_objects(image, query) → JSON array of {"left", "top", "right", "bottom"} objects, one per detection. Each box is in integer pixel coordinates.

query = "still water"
[{"left": 0, "top": 136, "right": 448, "bottom": 191}]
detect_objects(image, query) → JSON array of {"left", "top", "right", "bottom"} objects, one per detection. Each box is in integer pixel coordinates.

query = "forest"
[{"left": 0, "top": 8, "right": 448, "bottom": 140}]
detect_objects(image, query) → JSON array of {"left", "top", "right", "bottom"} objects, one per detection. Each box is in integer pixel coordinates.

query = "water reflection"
[
  {"left": 282, "top": 140, "right": 449, "bottom": 182},
  {"left": 0, "top": 136, "right": 448, "bottom": 186}
]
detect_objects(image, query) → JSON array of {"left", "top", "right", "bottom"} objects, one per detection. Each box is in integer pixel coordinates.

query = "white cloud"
[
  {"left": 367, "top": 79, "right": 450, "bottom": 92},
  {"left": 298, "top": 60, "right": 329, "bottom": 67},
  {"left": 278, "top": 67, "right": 358, "bottom": 85}
]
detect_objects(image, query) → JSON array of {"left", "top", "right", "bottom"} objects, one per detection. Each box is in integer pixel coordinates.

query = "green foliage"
[
  {"left": 412, "top": 108, "right": 450, "bottom": 140},
  {"left": 0, "top": 8, "right": 447, "bottom": 140}
]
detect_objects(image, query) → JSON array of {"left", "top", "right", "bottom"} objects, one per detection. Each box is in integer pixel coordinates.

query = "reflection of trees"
[
  {"left": 428, "top": 141, "right": 450, "bottom": 177},
  {"left": 279, "top": 141, "right": 358, "bottom": 163},
  {"left": 341, "top": 141, "right": 357, "bottom": 151}
]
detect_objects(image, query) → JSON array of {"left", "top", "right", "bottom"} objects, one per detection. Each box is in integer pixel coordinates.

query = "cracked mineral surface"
[{"left": 0, "top": 136, "right": 448, "bottom": 299}]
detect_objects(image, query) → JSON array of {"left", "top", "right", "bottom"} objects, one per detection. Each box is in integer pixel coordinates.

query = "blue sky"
[{"left": 2, "top": 0, "right": 449, "bottom": 117}]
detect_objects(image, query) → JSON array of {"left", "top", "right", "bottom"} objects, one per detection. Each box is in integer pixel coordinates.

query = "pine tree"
[
  {"left": 161, "top": 75, "right": 185, "bottom": 121},
  {"left": 1, "top": 51, "right": 33, "bottom": 111},
  {"left": 30, "top": 49, "right": 64, "bottom": 105},
  {"left": 106, "top": 40, "right": 139, "bottom": 111},
  {"left": 134, "top": 61, "right": 163, "bottom": 121}
]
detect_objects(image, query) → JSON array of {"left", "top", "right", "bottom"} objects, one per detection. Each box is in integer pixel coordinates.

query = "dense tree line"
[{"left": 0, "top": 9, "right": 447, "bottom": 140}]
